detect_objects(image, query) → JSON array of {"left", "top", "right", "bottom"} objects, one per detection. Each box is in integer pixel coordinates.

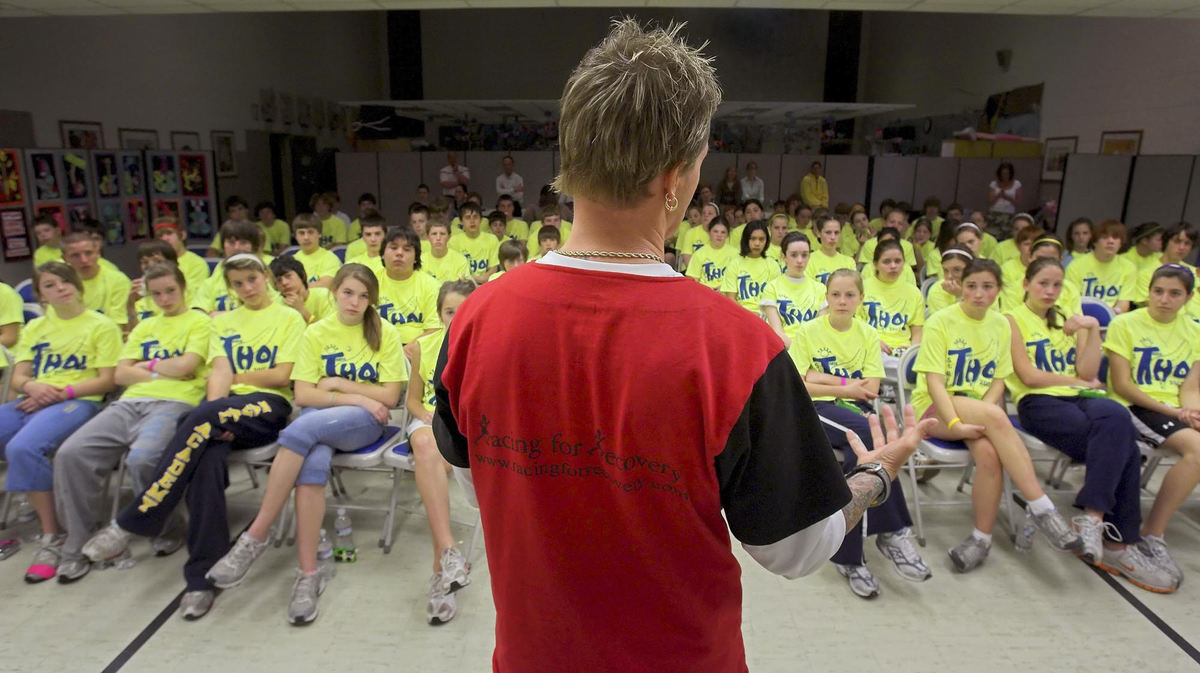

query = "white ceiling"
[{"left": 5, "top": 0, "right": 1200, "bottom": 17}]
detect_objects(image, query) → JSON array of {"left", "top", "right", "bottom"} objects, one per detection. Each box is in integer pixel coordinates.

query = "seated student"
[
  {"left": 953, "top": 221, "right": 985, "bottom": 259},
  {"left": 861, "top": 239, "right": 924, "bottom": 358},
  {"left": 270, "top": 256, "right": 334, "bottom": 325},
  {"left": 728, "top": 199, "right": 764, "bottom": 249},
  {"left": 84, "top": 254, "right": 303, "bottom": 620},
  {"left": 330, "top": 192, "right": 352, "bottom": 230},
  {"left": 1105, "top": 264, "right": 1200, "bottom": 589},
  {"left": 793, "top": 203, "right": 814, "bottom": 234},
  {"left": 4, "top": 262, "right": 120, "bottom": 582},
  {"left": 207, "top": 264, "right": 406, "bottom": 624},
  {"left": 409, "top": 203, "right": 433, "bottom": 255},
  {"left": 992, "top": 213, "right": 1036, "bottom": 267},
  {"left": 764, "top": 214, "right": 790, "bottom": 268},
  {"left": 1003, "top": 258, "right": 1168, "bottom": 590},
  {"left": 423, "top": 221, "right": 471, "bottom": 281},
  {"left": 1065, "top": 219, "right": 1138, "bottom": 313},
  {"left": 32, "top": 215, "right": 64, "bottom": 267},
  {"left": 721, "top": 220, "right": 780, "bottom": 313},
  {"left": 525, "top": 206, "right": 572, "bottom": 259},
  {"left": 674, "top": 204, "right": 702, "bottom": 255},
  {"left": 403, "top": 280, "right": 477, "bottom": 624},
  {"left": 918, "top": 197, "right": 945, "bottom": 241},
  {"left": 684, "top": 216, "right": 736, "bottom": 290},
  {"left": 859, "top": 210, "right": 918, "bottom": 279},
  {"left": 256, "top": 201, "right": 292, "bottom": 255},
  {"left": 912, "top": 259, "right": 1081, "bottom": 572},
  {"left": 967, "top": 211, "right": 1000, "bottom": 259},
  {"left": 207, "top": 195, "right": 251, "bottom": 257},
  {"left": 535, "top": 225, "right": 562, "bottom": 258},
  {"left": 1064, "top": 217, "right": 1093, "bottom": 267},
  {"left": 344, "top": 213, "right": 387, "bottom": 270},
  {"left": 841, "top": 207, "right": 871, "bottom": 259},
  {"left": 69, "top": 218, "right": 121, "bottom": 274},
  {"left": 790, "top": 268, "right": 929, "bottom": 598},
  {"left": 1132, "top": 223, "right": 1200, "bottom": 321},
  {"left": 54, "top": 263, "right": 208, "bottom": 583},
  {"left": 762, "top": 232, "right": 823, "bottom": 347},
  {"left": 313, "top": 193, "right": 347, "bottom": 249},
  {"left": 0, "top": 279, "right": 20, "bottom": 349},
  {"left": 679, "top": 202, "right": 719, "bottom": 270},
  {"left": 193, "top": 220, "right": 276, "bottom": 314},
  {"left": 911, "top": 217, "right": 940, "bottom": 280},
  {"left": 926, "top": 246, "right": 974, "bottom": 316},
  {"left": 291, "top": 214, "right": 340, "bottom": 288},
  {"left": 997, "top": 226, "right": 1046, "bottom": 311},
  {"left": 488, "top": 212, "right": 509, "bottom": 242},
  {"left": 867, "top": 198, "right": 894, "bottom": 233},
  {"left": 61, "top": 232, "right": 130, "bottom": 328},
  {"left": 804, "top": 215, "right": 856, "bottom": 286},
  {"left": 494, "top": 194, "right": 529, "bottom": 242},
  {"left": 152, "top": 217, "right": 210, "bottom": 290},
  {"left": 490, "top": 240, "right": 528, "bottom": 282},
  {"left": 128, "top": 240, "right": 186, "bottom": 325},
  {"left": 1122, "top": 222, "right": 1165, "bottom": 274},
  {"left": 342, "top": 192, "right": 378, "bottom": 257},
  {"left": 449, "top": 202, "right": 500, "bottom": 283},
  {"left": 374, "top": 228, "right": 442, "bottom": 344}
]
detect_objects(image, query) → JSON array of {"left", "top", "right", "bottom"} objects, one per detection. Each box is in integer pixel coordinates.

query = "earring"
[{"left": 665, "top": 193, "right": 679, "bottom": 212}]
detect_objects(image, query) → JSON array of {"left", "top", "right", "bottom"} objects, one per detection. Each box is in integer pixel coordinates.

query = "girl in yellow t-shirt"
[
  {"left": 404, "top": 279, "right": 476, "bottom": 625},
  {"left": 721, "top": 220, "right": 780, "bottom": 313},
  {"left": 954, "top": 222, "right": 984, "bottom": 259},
  {"left": 685, "top": 217, "right": 736, "bottom": 290},
  {"left": 764, "top": 213, "right": 790, "bottom": 269},
  {"left": 209, "top": 263, "right": 408, "bottom": 624},
  {"left": 861, "top": 240, "right": 924, "bottom": 356},
  {"left": 1005, "top": 259, "right": 1162, "bottom": 589},
  {"left": 83, "top": 254, "right": 303, "bottom": 620},
  {"left": 912, "top": 218, "right": 940, "bottom": 280},
  {"left": 1105, "top": 265, "right": 1200, "bottom": 586},
  {"left": 997, "top": 226, "right": 1044, "bottom": 311},
  {"left": 53, "top": 263, "right": 211, "bottom": 582},
  {"left": 762, "top": 232, "right": 824, "bottom": 347},
  {"left": 807, "top": 215, "right": 857, "bottom": 286},
  {"left": 912, "top": 259, "right": 1081, "bottom": 573},
  {"left": 789, "top": 268, "right": 928, "bottom": 597},
  {"left": 925, "top": 246, "right": 974, "bottom": 316},
  {"left": 3, "top": 262, "right": 120, "bottom": 582},
  {"left": 678, "top": 202, "right": 720, "bottom": 271}
]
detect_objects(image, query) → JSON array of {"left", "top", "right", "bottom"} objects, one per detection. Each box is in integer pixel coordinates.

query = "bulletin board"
[{"left": 0, "top": 148, "right": 31, "bottom": 260}]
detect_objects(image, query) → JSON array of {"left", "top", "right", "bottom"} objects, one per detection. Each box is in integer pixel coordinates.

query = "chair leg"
[
  {"left": 905, "top": 456, "right": 926, "bottom": 547},
  {"left": 245, "top": 463, "right": 260, "bottom": 489},
  {"left": 1141, "top": 456, "right": 1162, "bottom": 489},
  {"left": 0, "top": 491, "right": 10, "bottom": 530},
  {"left": 380, "top": 468, "right": 402, "bottom": 553},
  {"left": 957, "top": 463, "right": 974, "bottom": 493},
  {"left": 334, "top": 471, "right": 349, "bottom": 499}
]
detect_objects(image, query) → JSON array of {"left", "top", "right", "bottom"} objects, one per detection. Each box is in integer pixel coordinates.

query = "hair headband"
[
  {"left": 224, "top": 253, "right": 263, "bottom": 267},
  {"left": 1032, "top": 238, "right": 1062, "bottom": 248},
  {"left": 956, "top": 222, "right": 982, "bottom": 234},
  {"left": 1158, "top": 263, "right": 1195, "bottom": 281},
  {"left": 941, "top": 249, "right": 974, "bottom": 262}
]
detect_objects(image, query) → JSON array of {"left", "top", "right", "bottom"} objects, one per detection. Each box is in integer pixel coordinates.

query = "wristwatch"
[{"left": 849, "top": 462, "right": 891, "bottom": 507}]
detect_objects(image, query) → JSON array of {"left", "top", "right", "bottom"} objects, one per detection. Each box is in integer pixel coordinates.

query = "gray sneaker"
[
  {"left": 1072, "top": 515, "right": 1119, "bottom": 564},
  {"left": 1031, "top": 508, "right": 1083, "bottom": 553},
  {"left": 151, "top": 513, "right": 187, "bottom": 557},
  {"left": 834, "top": 563, "right": 880, "bottom": 599},
  {"left": 439, "top": 547, "right": 470, "bottom": 594},
  {"left": 288, "top": 569, "right": 328, "bottom": 625},
  {"left": 948, "top": 535, "right": 991, "bottom": 573},
  {"left": 427, "top": 573, "right": 457, "bottom": 625},
  {"left": 24, "top": 533, "right": 66, "bottom": 583},
  {"left": 876, "top": 528, "right": 932, "bottom": 581},
  {"left": 82, "top": 522, "right": 132, "bottom": 563},
  {"left": 1099, "top": 545, "right": 1179, "bottom": 594},
  {"left": 1137, "top": 535, "right": 1183, "bottom": 586},
  {"left": 180, "top": 590, "right": 215, "bottom": 620},
  {"left": 56, "top": 556, "right": 91, "bottom": 584},
  {"left": 206, "top": 532, "right": 268, "bottom": 589}
]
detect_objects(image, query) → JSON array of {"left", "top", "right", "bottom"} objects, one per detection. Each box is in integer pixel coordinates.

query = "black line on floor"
[
  {"left": 1089, "top": 564, "right": 1200, "bottom": 666},
  {"left": 100, "top": 589, "right": 184, "bottom": 673}
]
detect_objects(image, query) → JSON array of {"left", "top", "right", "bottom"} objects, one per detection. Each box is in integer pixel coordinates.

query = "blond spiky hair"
[{"left": 553, "top": 18, "right": 722, "bottom": 208}]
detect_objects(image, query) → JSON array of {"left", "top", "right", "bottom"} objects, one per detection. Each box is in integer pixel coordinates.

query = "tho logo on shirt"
[
  {"left": 378, "top": 303, "right": 423, "bottom": 326},
  {"left": 947, "top": 345, "right": 996, "bottom": 387},
  {"left": 1132, "top": 346, "right": 1190, "bottom": 385},
  {"left": 814, "top": 271, "right": 833, "bottom": 285},
  {"left": 1026, "top": 339, "right": 1076, "bottom": 374},
  {"left": 862, "top": 301, "right": 910, "bottom": 330},
  {"left": 320, "top": 352, "right": 380, "bottom": 383},
  {"left": 220, "top": 334, "right": 278, "bottom": 373},
  {"left": 738, "top": 274, "right": 768, "bottom": 300},
  {"left": 465, "top": 256, "right": 489, "bottom": 275},
  {"left": 140, "top": 340, "right": 185, "bottom": 361},
  {"left": 778, "top": 299, "right": 819, "bottom": 326},
  {"left": 701, "top": 262, "right": 726, "bottom": 283},
  {"left": 215, "top": 294, "right": 235, "bottom": 312},
  {"left": 813, "top": 354, "right": 863, "bottom": 380},
  {"left": 1081, "top": 277, "right": 1121, "bottom": 300},
  {"left": 29, "top": 342, "right": 88, "bottom": 378}
]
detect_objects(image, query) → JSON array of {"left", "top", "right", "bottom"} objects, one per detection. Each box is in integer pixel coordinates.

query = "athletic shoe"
[
  {"left": 875, "top": 528, "right": 932, "bottom": 581},
  {"left": 1138, "top": 535, "right": 1183, "bottom": 586},
  {"left": 948, "top": 535, "right": 990, "bottom": 573},
  {"left": 834, "top": 563, "right": 880, "bottom": 599},
  {"left": 288, "top": 568, "right": 328, "bottom": 625},
  {"left": 151, "top": 513, "right": 187, "bottom": 557},
  {"left": 56, "top": 556, "right": 91, "bottom": 584},
  {"left": 82, "top": 522, "right": 132, "bottom": 563},
  {"left": 180, "top": 590, "right": 215, "bottom": 620},
  {"left": 1072, "top": 515, "right": 1120, "bottom": 565},
  {"left": 24, "top": 533, "right": 66, "bottom": 583},
  {"left": 427, "top": 573, "right": 457, "bottom": 625},
  {"left": 439, "top": 547, "right": 470, "bottom": 594},
  {"left": 1098, "top": 545, "right": 1179, "bottom": 594},
  {"left": 1031, "top": 508, "right": 1083, "bottom": 553},
  {"left": 205, "top": 532, "right": 269, "bottom": 589}
]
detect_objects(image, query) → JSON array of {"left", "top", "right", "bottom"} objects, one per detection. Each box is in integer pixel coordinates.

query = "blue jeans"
[
  {"left": 0, "top": 399, "right": 102, "bottom": 491},
  {"left": 277, "top": 406, "right": 384, "bottom": 485}
]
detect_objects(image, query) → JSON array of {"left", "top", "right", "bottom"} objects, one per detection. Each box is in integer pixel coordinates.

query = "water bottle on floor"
[
  {"left": 317, "top": 529, "right": 336, "bottom": 579},
  {"left": 333, "top": 508, "right": 357, "bottom": 563}
]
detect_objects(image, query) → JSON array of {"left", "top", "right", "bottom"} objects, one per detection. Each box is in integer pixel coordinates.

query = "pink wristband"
[
  {"left": 65, "top": 385, "right": 75, "bottom": 400},
  {"left": 840, "top": 377, "right": 847, "bottom": 386},
  {"left": 149, "top": 358, "right": 161, "bottom": 372}
]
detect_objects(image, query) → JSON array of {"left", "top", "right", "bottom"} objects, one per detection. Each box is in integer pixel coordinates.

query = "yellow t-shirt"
[
  {"left": 34, "top": 245, "right": 63, "bottom": 267},
  {"left": 789, "top": 315, "right": 884, "bottom": 401},
  {"left": 916, "top": 240, "right": 941, "bottom": 278},
  {"left": 1122, "top": 247, "right": 1161, "bottom": 275},
  {"left": 993, "top": 239, "right": 1019, "bottom": 267},
  {"left": 345, "top": 238, "right": 367, "bottom": 261},
  {"left": 0, "top": 282, "right": 23, "bottom": 326},
  {"left": 838, "top": 225, "right": 861, "bottom": 259},
  {"left": 729, "top": 224, "right": 746, "bottom": 249},
  {"left": 1131, "top": 260, "right": 1200, "bottom": 321},
  {"left": 806, "top": 249, "right": 856, "bottom": 286},
  {"left": 857, "top": 237, "right": 917, "bottom": 268},
  {"left": 448, "top": 231, "right": 501, "bottom": 277},
  {"left": 209, "top": 302, "right": 304, "bottom": 402},
  {"left": 344, "top": 253, "right": 384, "bottom": 272},
  {"left": 1104, "top": 308, "right": 1200, "bottom": 408},
  {"left": 761, "top": 274, "right": 825, "bottom": 342},
  {"left": 503, "top": 219, "right": 529, "bottom": 242},
  {"left": 120, "top": 309, "right": 210, "bottom": 405},
  {"left": 925, "top": 282, "right": 958, "bottom": 317},
  {"left": 261, "top": 220, "right": 292, "bottom": 252},
  {"left": 720, "top": 255, "right": 782, "bottom": 313},
  {"left": 80, "top": 266, "right": 131, "bottom": 326},
  {"left": 294, "top": 247, "right": 341, "bottom": 284},
  {"left": 416, "top": 327, "right": 447, "bottom": 413},
  {"left": 860, "top": 275, "right": 925, "bottom": 350},
  {"left": 679, "top": 226, "right": 710, "bottom": 257},
  {"left": 346, "top": 218, "right": 361, "bottom": 242},
  {"left": 275, "top": 286, "right": 335, "bottom": 324},
  {"left": 684, "top": 244, "right": 737, "bottom": 290},
  {"left": 979, "top": 232, "right": 999, "bottom": 260},
  {"left": 133, "top": 286, "right": 198, "bottom": 321},
  {"left": 1065, "top": 252, "right": 1138, "bottom": 308},
  {"left": 1004, "top": 302, "right": 1081, "bottom": 404},
  {"left": 14, "top": 309, "right": 121, "bottom": 401},
  {"left": 911, "top": 303, "right": 1013, "bottom": 417},
  {"left": 422, "top": 249, "right": 471, "bottom": 282},
  {"left": 192, "top": 255, "right": 279, "bottom": 313},
  {"left": 292, "top": 314, "right": 408, "bottom": 387},
  {"left": 526, "top": 223, "right": 572, "bottom": 258},
  {"left": 177, "top": 250, "right": 212, "bottom": 293},
  {"left": 320, "top": 216, "right": 348, "bottom": 247},
  {"left": 374, "top": 268, "right": 442, "bottom": 343}
]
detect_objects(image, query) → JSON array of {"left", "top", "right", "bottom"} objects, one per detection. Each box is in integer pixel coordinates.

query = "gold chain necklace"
[{"left": 554, "top": 250, "right": 665, "bottom": 263}]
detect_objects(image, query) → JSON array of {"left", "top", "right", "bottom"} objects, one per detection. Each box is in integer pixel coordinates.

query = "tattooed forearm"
[{"left": 842, "top": 473, "right": 883, "bottom": 531}]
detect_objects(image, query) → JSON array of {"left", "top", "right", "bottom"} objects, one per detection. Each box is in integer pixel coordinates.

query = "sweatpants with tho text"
[{"left": 114, "top": 393, "right": 291, "bottom": 591}]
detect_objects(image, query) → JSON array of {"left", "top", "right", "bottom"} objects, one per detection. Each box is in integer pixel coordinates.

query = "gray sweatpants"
[{"left": 53, "top": 398, "right": 193, "bottom": 561}]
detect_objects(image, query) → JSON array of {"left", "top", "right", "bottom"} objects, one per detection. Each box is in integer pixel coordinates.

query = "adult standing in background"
[
  {"left": 800, "top": 160, "right": 829, "bottom": 209},
  {"left": 495, "top": 155, "right": 525, "bottom": 207},
  {"left": 717, "top": 165, "right": 741, "bottom": 210},
  {"left": 440, "top": 151, "right": 470, "bottom": 197},
  {"left": 740, "top": 160, "right": 765, "bottom": 203},
  {"left": 988, "top": 162, "right": 1021, "bottom": 214},
  {"left": 434, "top": 19, "right": 931, "bottom": 673}
]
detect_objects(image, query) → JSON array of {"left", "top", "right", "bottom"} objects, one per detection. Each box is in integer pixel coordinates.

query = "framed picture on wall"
[
  {"left": 212, "top": 131, "right": 237, "bottom": 177},
  {"left": 1099, "top": 130, "right": 1143, "bottom": 155},
  {"left": 60, "top": 120, "right": 104, "bottom": 149},
  {"left": 0, "top": 149, "right": 25, "bottom": 206},
  {"left": 171, "top": 131, "right": 202, "bottom": 150},
  {"left": 119, "top": 128, "right": 159, "bottom": 150},
  {"left": 1041, "top": 136, "right": 1076, "bottom": 182}
]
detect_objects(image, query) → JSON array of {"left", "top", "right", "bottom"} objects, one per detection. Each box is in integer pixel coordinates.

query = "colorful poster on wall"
[
  {"left": 126, "top": 197, "right": 148, "bottom": 240},
  {"left": 179, "top": 154, "right": 208, "bottom": 196},
  {"left": 150, "top": 153, "right": 178, "bottom": 196},
  {"left": 97, "top": 200, "right": 124, "bottom": 245},
  {"left": 121, "top": 154, "right": 144, "bottom": 196},
  {"left": 1, "top": 208, "right": 31, "bottom": 260},
  {"left": 93, "top": 152, "right": 119, "bottom": 198},
  {"left": 0, "top": 149, "right": 24, "bottom": 206},
  {"left": 185, "top": 197, "right": 213, "bottom": 237},
  {"left": 67, "top": 202, "right": 93, "bottom": 229},
  {"left": 153, "top": 198, "right": 181, "bottom": 222},
  {"left": 29, "top": 152, "right": 60, "bottom": 201},
  {"left": 62, "top": 151, "right": 89, "bottom": 200}
]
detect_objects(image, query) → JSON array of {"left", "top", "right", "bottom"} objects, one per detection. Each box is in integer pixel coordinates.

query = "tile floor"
[{"left": 2, "top": 463, "right": 1199, "bottom": 672}]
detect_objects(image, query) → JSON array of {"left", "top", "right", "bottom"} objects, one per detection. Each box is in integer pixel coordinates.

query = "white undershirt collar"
[{"left": 537, "top": 251, "right": 680, "bottom": 278}]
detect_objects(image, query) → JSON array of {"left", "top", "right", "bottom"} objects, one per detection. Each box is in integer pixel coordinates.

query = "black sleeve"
[
  {"left": 715, "top": 350, "right": 852, "bottom": 546},
  {"left": 432, "top": 328, "right": 470, "bottom": 469}
]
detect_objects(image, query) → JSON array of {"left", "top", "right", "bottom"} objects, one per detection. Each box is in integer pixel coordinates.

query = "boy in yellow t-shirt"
[
  {"left": 32, "top": 215, "right": 64, "bottom": 267},
  {"left": 490, "top": 240, "right": 529, "bottom": 282},
  {"left": 449, "top": 203, "right": 500, "bottom": 283},
  {"left": 193, "top": 220, "right": 277, "bottom": 314},
  {"left": 152, "top": 218, "right": 211, "bottom": 291},
  {"left": 344, "top": 214, "right": 387, "bottom": 271},
  {"left": 256, "top": 201, "right": 292, "bottom": 254},
  {"left": 495, "top": 195, "right": 529, "bottom": 242},
  {"left": 61, "top": 232, "right": 130, "bottom": 327},
  {"left": 270, "top": 256, "right": 335, "bottom": 325},
  {"left": 375, "top": 228, "right": 442, "bottom": 343},
  {"left": 314, "top": 193, "right": 347, "bottom": 249},
  {"left": 423, "top": 221, "right": 471, "bottom": 282},
  {"left": 291, "top": 214, "right": 341, "bottom": 288},
  {"left": 1065, "top": 220, "right": 1138, "bottom": 313}
]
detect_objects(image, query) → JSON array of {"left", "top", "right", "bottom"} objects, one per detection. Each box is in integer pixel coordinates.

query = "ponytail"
[
  {"left": 362, "top": 305, "right": 382, "bottom": 353},
  {"left": 331, "top": 263, "right": 383, "bottom": 352}
]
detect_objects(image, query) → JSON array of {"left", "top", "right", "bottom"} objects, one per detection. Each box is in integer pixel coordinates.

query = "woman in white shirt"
[{"left": 988, "top": 162, "right": 1021, "bottom": 214}]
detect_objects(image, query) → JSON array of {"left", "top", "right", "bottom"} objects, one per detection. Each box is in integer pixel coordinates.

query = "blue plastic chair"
[
  {"left": 14, "top": 279, "right": 34, "bottom": 304},
  {"left": 331, "top": 246, "right": 347, "bottom": 263}
]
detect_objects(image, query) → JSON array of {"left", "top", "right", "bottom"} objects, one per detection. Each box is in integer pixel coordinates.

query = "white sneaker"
[
  {"left": 1098, "top": 544, "right": 1179, "bottom": 594},
  {"left": 288, "top": 568, "right": 328, "bottom": 625},
  {"left": 180, "top": 590, "right": 215, "bottom": 620},
  {"left": 439, "top": 547, "right": 470, "bottom": 594},
  {"left": 1072, "top": 515, "right": 1121, "bottom": 565},
  {"left": 427, "top": 573, "right": 457, "bottom": 625},
  {"left": 875, "top": 528, "right": 932, "bottom": 581},
  {"left": 834, "top": 563, "right": 880, "bottom": 599},
  {"left": 1137, "top": 535, "right": 1183, "bottom": 586},
  {"left": 205, "top": 532, "right": 268, "bottom": 589},
  {"left": 82, "top": 522, "right": 132, "bottom": 563}
]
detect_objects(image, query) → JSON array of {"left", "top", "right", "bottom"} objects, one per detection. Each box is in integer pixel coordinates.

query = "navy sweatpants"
[
  {"left": 115, "top": 393, "right": 291, "bottom": 591},
  {"left": 1016, "top": 395, "right": 1141, "bottom": 542},
  {"left": 814, "top": 402, "right": 913, "bottom": 565}
]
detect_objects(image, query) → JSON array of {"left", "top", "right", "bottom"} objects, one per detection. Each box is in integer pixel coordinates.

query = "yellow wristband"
[{"left": 946, "top": 417, "right": 962, "bottom": 430}]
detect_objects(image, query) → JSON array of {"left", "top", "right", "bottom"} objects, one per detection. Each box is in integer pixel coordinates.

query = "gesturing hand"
[{"left": 844, "top": 405, "right": 937, "bottom": 481}]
